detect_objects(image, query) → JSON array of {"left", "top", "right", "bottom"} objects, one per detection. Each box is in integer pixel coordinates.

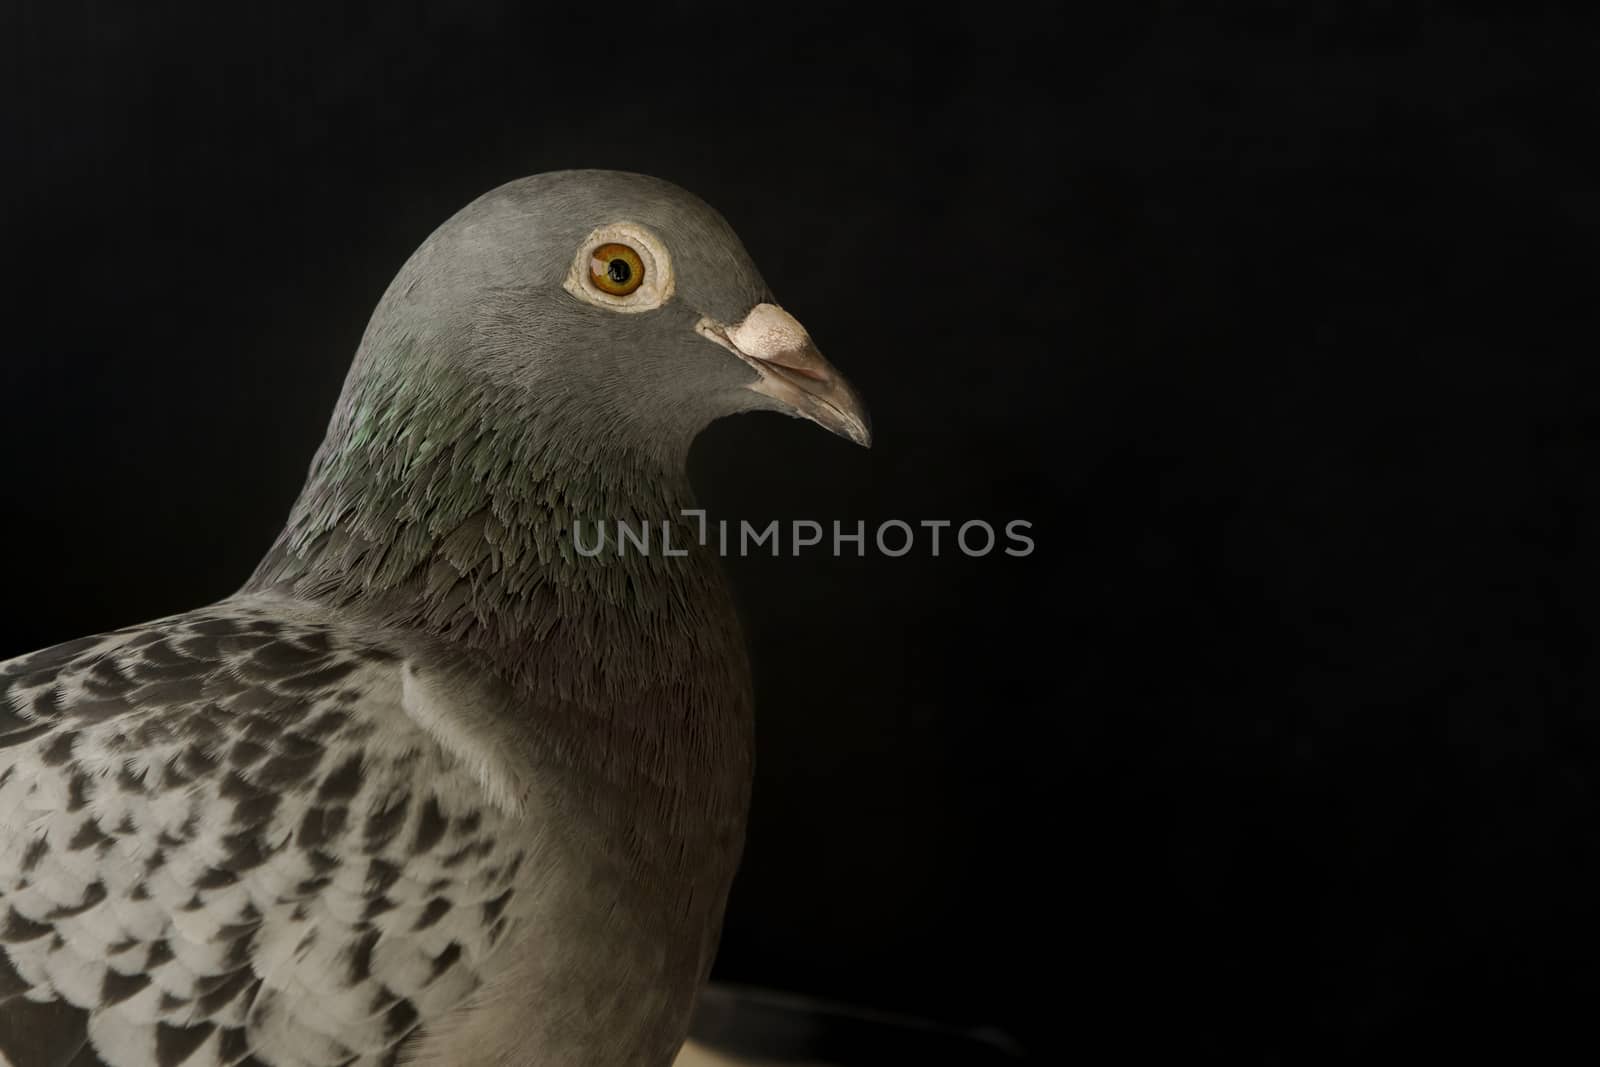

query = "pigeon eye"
[
  {"left": 590, "top": 243, "right": 645, "bottom": 296},
  {"left": 564, "top": 222, "right": 674, "bottom": 313}
]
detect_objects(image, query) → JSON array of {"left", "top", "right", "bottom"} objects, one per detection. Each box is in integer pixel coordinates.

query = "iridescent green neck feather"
[{"left": 246, "top": 342, "right": 734, "bottom": 703}]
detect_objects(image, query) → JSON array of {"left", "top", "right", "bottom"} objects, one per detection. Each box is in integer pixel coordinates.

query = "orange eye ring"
[{"left": 589, "top": 243, "right": 646, "bottom": 296}]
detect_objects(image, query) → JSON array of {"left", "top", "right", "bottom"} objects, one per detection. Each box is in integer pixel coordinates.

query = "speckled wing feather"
[{"left": 0, "top": 597, "right": 528, "bottom": 1067}]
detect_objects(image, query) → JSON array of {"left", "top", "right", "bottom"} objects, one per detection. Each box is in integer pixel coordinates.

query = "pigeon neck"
[{"left": 244, "top": 376, "right": 719, "bottom": 679}]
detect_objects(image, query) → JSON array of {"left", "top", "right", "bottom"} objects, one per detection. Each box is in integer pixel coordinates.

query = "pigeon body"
[{"left": 0, "top": 171, "right": 869, "bottom": 1067}]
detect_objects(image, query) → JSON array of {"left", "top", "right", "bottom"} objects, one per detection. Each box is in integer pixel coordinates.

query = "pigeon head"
[
  {"left": 343, "top": 169, "right": 870, "bottom": 463},
  {"left": 254, "top": 171, "right": 866, "bottom": 639}
]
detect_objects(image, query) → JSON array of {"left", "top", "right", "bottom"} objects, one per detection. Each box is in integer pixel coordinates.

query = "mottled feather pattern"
[{"left": 0, "top": 599, "right": 528, "bottom": 1067}]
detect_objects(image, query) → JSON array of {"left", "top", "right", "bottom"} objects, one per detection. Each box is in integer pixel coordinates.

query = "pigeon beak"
[{"left": 696, "top": 304, "right": 872, "bottom": 448}]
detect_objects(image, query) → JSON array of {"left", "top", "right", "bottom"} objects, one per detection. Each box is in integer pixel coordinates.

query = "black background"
[{"left": 2, "top": 2, "right": 1596, "bottom": 1061}]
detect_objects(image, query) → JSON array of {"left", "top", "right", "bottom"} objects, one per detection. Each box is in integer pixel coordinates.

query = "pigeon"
[{"left": 0, "top": 170, "right": 870, "bottom": 1067}]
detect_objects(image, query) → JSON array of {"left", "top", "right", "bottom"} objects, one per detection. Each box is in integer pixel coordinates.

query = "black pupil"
[{"left": 606, "top": 258, "right": 632, "bottom": 285}]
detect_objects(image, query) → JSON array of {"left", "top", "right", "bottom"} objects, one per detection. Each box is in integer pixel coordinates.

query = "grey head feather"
[{"left": 359, "top": 170, "right": 776, "bottom": 445}]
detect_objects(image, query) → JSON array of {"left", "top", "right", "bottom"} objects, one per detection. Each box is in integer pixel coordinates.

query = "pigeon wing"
[{"left": 0, "top": 598, "right": 529, "bottom": 1067}]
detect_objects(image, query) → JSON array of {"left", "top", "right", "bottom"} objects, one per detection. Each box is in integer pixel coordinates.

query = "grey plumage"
[{"left": 0, "top": 171, "right": 868, "bottom": 1067}]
